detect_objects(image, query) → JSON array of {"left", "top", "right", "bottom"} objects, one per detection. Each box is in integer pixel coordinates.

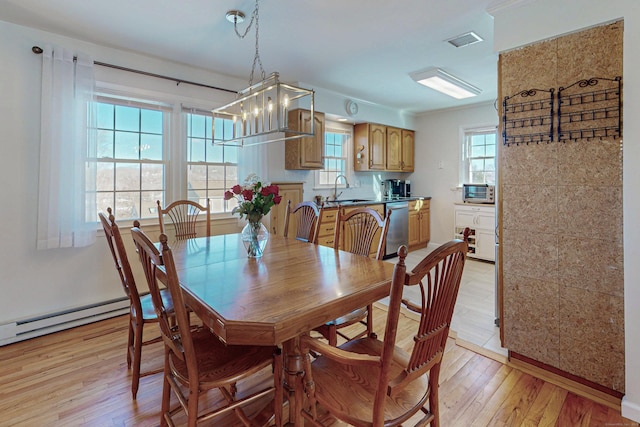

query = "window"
[
  {"left": 96, "top": 100, "right": 166, "bottom": 221},
  {"left": 186, "top": 112, "right": 239, "bottom": 214},
  {"left": 462, "top": 127, "right": 497, "bottom": 185},
  {"left": 318, "top": 127, "right": 350, "bottom": 187}
]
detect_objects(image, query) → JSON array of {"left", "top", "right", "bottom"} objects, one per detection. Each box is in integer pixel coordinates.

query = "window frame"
[
  {"left": 95, "top": 95, "right": 171, "bottom": 222},
  {"left": 460, "top": 125, "right": 497, "bottom": 186},
  {"left": 314, "top": 121, "right": 353, "bottom": 190},
  {"left": 185, "top": 108, "right": 239, "bottom": 215}
]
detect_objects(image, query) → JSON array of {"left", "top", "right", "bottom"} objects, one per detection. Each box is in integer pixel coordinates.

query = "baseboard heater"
[{"left": 0, "top": 297, "right": 130, "bottom": 347}]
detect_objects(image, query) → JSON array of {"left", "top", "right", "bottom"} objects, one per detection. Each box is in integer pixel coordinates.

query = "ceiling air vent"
[{"left": 446, "top": 31, "right": 483, "bottom": 48}]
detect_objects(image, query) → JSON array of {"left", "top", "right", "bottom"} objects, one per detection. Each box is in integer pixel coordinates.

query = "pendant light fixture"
[{"left": 212, "top": 0, "right": 315, "bottom": 146}]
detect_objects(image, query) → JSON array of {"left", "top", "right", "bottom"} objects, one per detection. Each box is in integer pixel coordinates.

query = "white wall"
[
  {"left": 411, "top": 102, "right": 498, "bottom": 245},
  {"left": 489, "top": 0, "right": 640, "bottom": 421}
]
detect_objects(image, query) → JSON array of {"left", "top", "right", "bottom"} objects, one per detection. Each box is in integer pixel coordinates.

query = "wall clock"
[{"left": 345, "top": 100, "right": 359, "bottom": 116}]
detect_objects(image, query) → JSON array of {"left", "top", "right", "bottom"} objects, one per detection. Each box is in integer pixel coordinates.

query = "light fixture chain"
[{"left": 248, "top": 0, "right": 265, "bottom": 86}]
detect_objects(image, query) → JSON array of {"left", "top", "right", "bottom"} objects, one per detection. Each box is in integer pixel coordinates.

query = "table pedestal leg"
[{"left": 283, "top": 337, "right": 304, "bottom": 426}]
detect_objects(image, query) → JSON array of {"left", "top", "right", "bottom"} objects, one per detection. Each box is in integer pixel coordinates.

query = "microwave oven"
[{"left": 462, "top": 184, "right": 495, "bottom": 204}]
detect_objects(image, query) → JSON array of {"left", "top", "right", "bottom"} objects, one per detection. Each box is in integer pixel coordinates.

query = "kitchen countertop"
[{"left": 318, "top": 196, "right": 431, "bottom": 208}]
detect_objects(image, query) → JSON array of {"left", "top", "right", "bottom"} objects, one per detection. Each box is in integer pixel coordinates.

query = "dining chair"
[
  {"left": 300, "top": 237, "right": 468, "bottom": 427},
  {"left": 130, "top": 226, "right": 283, "bottom": 427},
  {"left": 314, "top": 207, "right": 391, "bottom": 346},
  {"left": 157, "top": 199, "right": 211, "bottom": 240},
  {"left": 282, "top": 200, "right": 323, "bottom": 243},
  {"left": 98, "top": 207, "right": 172, "bottom": 399}
]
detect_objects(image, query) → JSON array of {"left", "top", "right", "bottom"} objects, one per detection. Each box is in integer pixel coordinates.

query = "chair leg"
[
  {"left": 160, "top": 351, "right": 171, "bottom": 427},
  {"left": 126, "top": 314, "right": 134, "bottom": 369},
  {"left": 366, "top": 304, "right": 377, "bottom": 339},
  {"left": 273, "top": 348, "right": 283, "bottom": 427},
  {"left": 187, "top": 383, "right": 199, "bottom": 427},
  {"left": 327, "top": 325, "right": 338, "bottom": 347},
  {"left": 429, "top": 364, "right": 441, "bottom": 427},
  {"left": 131, "top": 318, "right": 144, "bottom": 399}
]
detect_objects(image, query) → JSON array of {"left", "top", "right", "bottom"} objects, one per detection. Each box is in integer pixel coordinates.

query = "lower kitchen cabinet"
[
  {"left": 408, "top": 199, "right": 430, "bottom": 250},
  {"left": 316, "top": 207, "right": 338, "bottom": 247},
  {"left": 317, "top": 204, "right": 385, "bottom": 258},
  {"left": 453, "top": 203, "right": 495, "bottom": 261},
  {"left": 268, "top": 182, "right": 304, "bottom": 236}
]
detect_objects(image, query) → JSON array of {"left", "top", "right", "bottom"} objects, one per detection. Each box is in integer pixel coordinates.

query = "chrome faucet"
[{"left": 333, "top": 174, "right": 350, "bottom": 201}]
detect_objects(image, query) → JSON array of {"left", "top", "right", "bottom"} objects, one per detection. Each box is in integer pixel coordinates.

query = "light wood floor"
[
  {"left": 0, "top": 307, "right": 637, "bottom": 426},
  {"left": 384, "top": 246, "right": 505, "bottom": 356}
]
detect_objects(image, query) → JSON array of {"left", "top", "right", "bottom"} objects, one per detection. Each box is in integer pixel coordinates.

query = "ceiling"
[{"left": 0, "top": 0, "right": 499, "bottom": 115}]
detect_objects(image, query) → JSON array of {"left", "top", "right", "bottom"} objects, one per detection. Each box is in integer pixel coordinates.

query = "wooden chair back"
[
  {"left": 98, "top": 208, "right": 141, "bottom": 315},
  {"left": 385, "top": 241, "right": 467, "bottom": 397},
  {"left": 334, "top": 207, "right": 391, "bottom": 260},
  {"left": 157, "top": 199, "right": 211, "bottom": 240},
  {"left": 130, "top": 227, "right": 187, "bottom": 369},
  {"left": 283, "top": 200, "right": 322, "bottom": 243}
]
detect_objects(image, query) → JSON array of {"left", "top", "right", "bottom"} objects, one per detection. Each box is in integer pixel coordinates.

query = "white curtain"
[
  {"left": 237, "top": 138, "right": 271, "bottom": 183},
  {"left": 37, "top": 45, "right": 97, "bottom": 249}
]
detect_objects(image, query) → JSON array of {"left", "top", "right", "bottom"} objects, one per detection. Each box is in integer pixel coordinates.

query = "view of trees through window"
[
  {"left": 96, "top": 101, "right": 164, "bottom": 220},
  {"left": 186, "top": 113, "right": 239, "bottom": 214}
]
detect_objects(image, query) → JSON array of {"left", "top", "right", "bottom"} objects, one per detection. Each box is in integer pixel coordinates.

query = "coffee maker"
[{"left": 383, "top": 179, "right": 410, "bottom": 199}]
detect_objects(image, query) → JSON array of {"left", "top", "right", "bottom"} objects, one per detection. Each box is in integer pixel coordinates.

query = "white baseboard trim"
[
  {"left": 622, "top": 397, "right": 640, "bottom": 423},
  {"left": 0, "top": 297, "right": 129, "bottom": 347}
]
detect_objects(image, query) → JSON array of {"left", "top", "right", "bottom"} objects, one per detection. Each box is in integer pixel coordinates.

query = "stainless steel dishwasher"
[{"left": 383, "top": 201, "right": 409, "bottom": 259}]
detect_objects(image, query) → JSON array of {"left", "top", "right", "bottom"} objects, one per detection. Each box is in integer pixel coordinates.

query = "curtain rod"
[{"left": 31, "top": 46, "right": 237, "bottom": 94}]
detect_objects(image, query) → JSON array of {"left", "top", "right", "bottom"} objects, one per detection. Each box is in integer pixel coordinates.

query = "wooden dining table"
[{"left": 162, "top": 233, "right": 394, "bottom": 426}]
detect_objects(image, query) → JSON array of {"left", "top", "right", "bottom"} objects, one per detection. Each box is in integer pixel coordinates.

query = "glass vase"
[{"left": 241, "top": 220, "right": 269, "bottom": 258}]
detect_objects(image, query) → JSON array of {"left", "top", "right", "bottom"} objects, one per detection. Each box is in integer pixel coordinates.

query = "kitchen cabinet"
[
  {"left": 317, "top": 204, "right": 385, "bottom": 258},
  {"left": 386, "top": 128, "right": 415, "bottom": 172},
  {"left": 354, "top": 123, "right": 414, "bottom": 172},
  {"left": 454, "top": 203, "right": 495, "bottom": 261},
  {"left": 401, "top": 129, "right": 415, "bottom": 172},
  {"left": 268, "top": 182, "right": 304, "bottom": 236},
  {"left": 316, "top": 207, "right": 338, "bottom": 247},
  {"left": 408, "top": 199, "right": 430, "bottom": 250},
  {"left": 285, "top": 109, "right": 325, "bottom": 170},
  {"left": 354, "top": 123, "right": 386, "bottom": 171}
]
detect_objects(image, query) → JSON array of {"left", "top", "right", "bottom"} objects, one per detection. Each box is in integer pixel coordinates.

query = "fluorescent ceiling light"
[{"left": 410, "top": 68, "right": 481, "bottom": 99}]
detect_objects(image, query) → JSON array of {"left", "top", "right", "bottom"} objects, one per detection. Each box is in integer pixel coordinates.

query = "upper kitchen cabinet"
[
  {"left": 401, "top": 129, "right": 414, "bottom": 172},
  {"left": 354, "top": 123, "right": 414, "bottom": 172},
  {"left": 386, "top": 128, "right": 415, "bottom": 172},
  {"left": 354, "top": 123, "right": 386, "bottom": 171},
  {"left": 285, "top": 109, "right": 325, "bottom": 170}
]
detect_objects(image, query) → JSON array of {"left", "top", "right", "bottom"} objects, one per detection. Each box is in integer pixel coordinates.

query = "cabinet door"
[
  {"left": 269, "top": 183, "right": 303, "bottom": 236},
  {"left": 386, "top": 127, "right": 402, "bottom": 171},
  {"left": 300, "top": 110, "right": 324, "bottom": 168},
  {"left": 285, "top": 109, "right": 324, "bottom": 170},
  {"left": 475, "top": 209, "right": 495, "bottom": 230},
  {"left": 454, "top": 209, "right": 476, "bottom": 228},
  {"left": 476, "top": 229, "right": 495, "bottom": 261},
  {"left": 401, "top": 130, "right": 415, "bottom": 172},
  {"left": 300, "top": 111, "right": 324, "bottom": 168},
  {"left": 408, "top": 210, "right": 420, "bottom": 247},
  {"left": 418, "top": 208, "right": 430, "bottom": 244},
  {"left": 369, "top": 124, "right": 386, "bottom": 170}
]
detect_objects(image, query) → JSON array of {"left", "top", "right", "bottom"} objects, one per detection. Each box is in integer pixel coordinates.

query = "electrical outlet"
[{"left": 438, "top": 160, "right": 444, "bottom": 169}]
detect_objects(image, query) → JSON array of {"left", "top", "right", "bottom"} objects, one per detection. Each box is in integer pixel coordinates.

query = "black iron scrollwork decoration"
[
  {"left": 557, "top": 76, "right": 622, "bottom": 142},
  {"left": 502, "top": 88, "right": 555, "bottom": 146}
]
